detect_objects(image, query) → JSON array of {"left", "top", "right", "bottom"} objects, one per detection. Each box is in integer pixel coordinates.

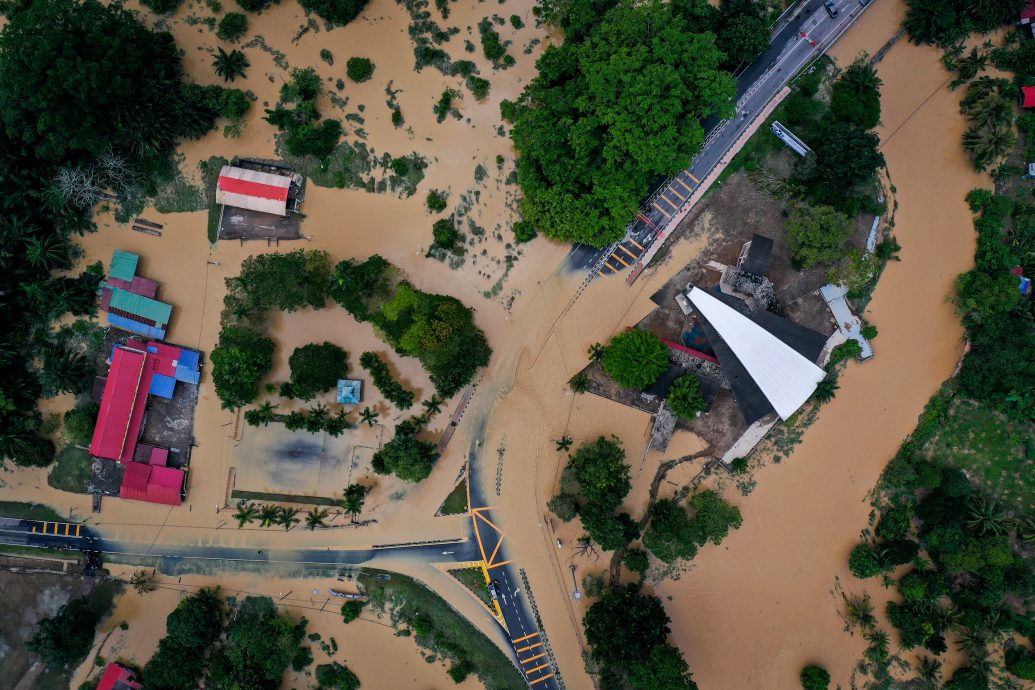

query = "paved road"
[{"left": 569, "top": 0, "right": 874, "bottom": 274}]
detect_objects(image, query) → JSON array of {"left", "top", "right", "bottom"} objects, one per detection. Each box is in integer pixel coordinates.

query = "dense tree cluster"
[
  {"left": 603, "top": 329, "right": 670, "bottom": 389},
  {"left": 331, "top": 256, "right": 491, "bottom": 397},
  {"left": 265, "top": 68, "right": 343, "bottom": 158},
  {"left": 287, "top": 342, "right": 349, "bottom": 400},
  {"left": 372, "top": 432, "right": 440, "bottom": 482},
  {"left": 346, "top": 57, "right": 375, "bottom": 82},
  {"left": 27, "top": 597, "right": 100, "bottom": 669},
  {"left": 0, "top": 0, "right": 235, "bottom": 468},
  {"left": 584, "top": 584, "right": 698, "bottom": 690},
  {"left": 903, "top": 0, "right": 1023, "bottom": 46},
  {"left": 643, "top": 491, "right": 742, "bottom": 564},
  {"left": 359, "top": 351, "right": 415, "bottom": 409},
  {"left": 211, "top": 326, "right": 275, "bottom": 409},
  {"left": 511, "top": 0, "right": 736, "bottom": 245},
  {"left": 299, "top": 0, "right": 369, "bottom": 26},
  {"left": 144, "top": 589, "right": 224, "bottom": 690},
  {"left": 666, "top": 374, "right": 706, "bottom": 420},
  {"left": 549, "top": 436, "right": 638, "bottom": 550},
  {"left": 207, "top": 596, "right": 309, "bottom": 690},
  {"left": 786, "top": 204, "right": 854, "bottom": 270}
]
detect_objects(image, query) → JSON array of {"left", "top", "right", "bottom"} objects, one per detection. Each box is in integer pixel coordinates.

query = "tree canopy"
[
  {"left": 830, "top": 59, "right": 882, "bottom": 129},
  {"left": 27, "top": 596, "right": 99, "bottom": 668},
  {"left": 667, "top": 375, "right": 706, "bottom": 419},
  {"left": 211, "top": 326, "right": 275, "bottom": 409},
  {"left": 288, "top": 342, "right": 348, "bottom": 400},
  {"left": 511, "top": 0, "right": 736, "bottom": 245},
  {"left": 372, "top": 432, "right": 440, "bottom": 482},
  {"left": 584, "top": 584, "right": 671, "bottom": 665},
  {"left": 299, "top": 0, "right": 369, "bottom": 26},
  {"left": 207, "top": 596, "right": 306, "bottom": 690},
  {"left": 603, "top": 329, "right": 670, "bottom": 389},
  {"left": 786, "top": 204, "right": 854, "bottom": 270}
]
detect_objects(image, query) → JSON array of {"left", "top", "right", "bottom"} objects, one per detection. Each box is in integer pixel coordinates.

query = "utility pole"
[{"left": 569, "top": 565, "right": 581, "bottom": 600}]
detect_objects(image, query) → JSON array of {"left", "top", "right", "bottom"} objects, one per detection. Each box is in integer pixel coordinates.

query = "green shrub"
[
  {"left": 299, "top": 0, "right": 368, "bottom": 24},
  {"left": 603, "top": 330, "right": 669, "bottom": 389},
  {"left": 861, "top": 324, "right": 878, "bottom": 339},
  {"left": 513, "top": 220, "right": 537, "bottom": 243},
  {"left": 140, "top": 0, "right": 183, "bottom": 14},
  {"left": 63, "top": 401, "right": 100, "bottom": 446},
  {"left": 729, "top": 457, "right": 749, "bottom": 474},
  {"left": 478, "top": 18, "right": 506, "bottom": 62},
  {"left": 548, "top": 493, "right": 578, "bottom": 521},
  {"left": 211, "top": 326, "right": 275, "bottom": 409},
  {"left": 359, "top": 352, "right": 415, "bottom": 409},
  {"left": 787, "top": 204, "right": 854, "bottom": 270},
  {"left": 667, "top": 375, "right": 705, "bottom": 419},
  {"left": 509, "top": 14, "right": 523, "bottom": 28},
  {"left": 800, "top": 664, "right": 830, "bottom": 690},
  {"left": 830, "top": 339, "right": 863, "bottom": 363},
  {"left": 346, "top": 57, "right": 374, "bottom": 82},
  {"left": 848, "top": 542, "right": 882, "bottom": 579},
  {"left": 466, "top": 75, "right": 490, "bottom": 100},
  {"left": 217, "top": 12, "right": 248, "bottom": 41},
  {"left": 28, "top": 597, "right": 100, "bottom": 669},
  {"left": 341, "top": 600, "right": 366, "bottom": 623},
  {"left": 235, "top": 0, "right": 276, "bottom": 11},
  {"left": 432, "top": 218, "right": 460, "bottom": 250},
  {"left": 623, "top": 548, "right": 649, "bottom": 575},
  {"left": 426, "top": 190, "right": 448, "bottom": 212},
  {"left": 448, "top": 659, "right": 474, "bottom": 682}
]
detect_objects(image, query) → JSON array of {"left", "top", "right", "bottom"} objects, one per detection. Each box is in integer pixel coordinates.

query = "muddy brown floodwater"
[{"left": 3, "top": 0, "right": 989, "bottom": 688}]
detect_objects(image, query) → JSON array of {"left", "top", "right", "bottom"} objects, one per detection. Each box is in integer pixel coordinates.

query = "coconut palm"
[
  {"left": 955, "top": 627, "right": 990, "bottom": 664},
  {"left": 359, "top": 406, "right": 379, "bottom": 427},
  {"left": 343, "top": 483, "right": 367, "bottom": 522},
  {"left": 1016, "top": 516, "right": 1035, "bottom": 544},
  {"left": 305, "top": 507, "right": 329, "bottom": 530},
  {"left": 812, "top": 373, "right": 839, "bottom": 403},
  {"left": 258, "top": 504, "right": 282, "bottom": 527},
  {"left": 961, "top": 76, "right": 1010, "bottom": 112},
  {"left": 24, "top": 235, "right": 68, "bottom": 270},
  {"left": 279, "top": 507, "right": 301, "bottom": 531},
  {"left": 918, "top": 656, "right": 942, "bottom": 684},
  {"left": 554, "top": 435, "right": 573, "bottom": 453},
  {"left": 863, "top": 628, "right": 889, "bottom": 663},
  {"left": 213, "top": 47, "right": 249, "bottom": 82},
  {"left": 569, "top": 372, "right": 591, "bottom": 393},
  {"left": 587, "top": 342, "right": 606, "bottom": 362},
  {"left": 129, "top": 569, "right": 158, "bottom": 594},
  {"left": 421, "top": 395, "right": 444, "bottom": 418},
  {"left": 966, "top": 94, "right": 1012, "bottom": 130},
  {"left": 251, "top": 401, "right": 278, "bottom": 427},
  {"left": 233, "top": 500, "right": 259, "bottom": 528},
  {"left": 903, "top": 0, "right": 961, "bottom": 46},
  {"left": 305, "top": 403, "right": 328, "bottom": 433},
  {"left": 953, "top": 47, "right": 987, "bottom": 85},
  {"left": 843, "top": 593, "right": 876, "bottom": 629},
  {"left": 965, "top": 496, "right": 1007, "bottom": 536},
  {"left": 963, "top": 123, "right": 1016, "bottom": 172}
]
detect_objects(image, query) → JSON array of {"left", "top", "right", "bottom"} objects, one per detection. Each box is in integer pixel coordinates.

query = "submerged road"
[{"left": 569, "top": 0, "right": 875, "bottom": 276}]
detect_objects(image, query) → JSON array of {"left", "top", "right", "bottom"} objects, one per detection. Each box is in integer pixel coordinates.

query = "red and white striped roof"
[{"left": 216, "top": 165, "right": 291, "bottom": 216}]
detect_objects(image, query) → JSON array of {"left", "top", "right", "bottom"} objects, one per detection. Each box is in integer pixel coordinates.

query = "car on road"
[
  {"left": 824, "top": 0, "right": 838, "bottom": 16},
  {"left": 488, "top": 580, "right": 501, "bottom": 600}
]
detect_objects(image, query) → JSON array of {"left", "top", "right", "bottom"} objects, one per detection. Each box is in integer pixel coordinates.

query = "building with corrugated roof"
[
  {"left": 97, "top": 663, "right": 143, "bottom": 690},
  {"left": 98, "top": 250, "right": 173, "bottom": 339},
  {"left": 216, "top": 165, "right": 293, "bottom": 216}
]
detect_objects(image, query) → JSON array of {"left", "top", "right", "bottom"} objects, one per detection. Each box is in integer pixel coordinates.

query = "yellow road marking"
[
  {"left": 75, "top": 525, "right": 81, "bottom": 537},
  {"left": 474, "top": 510, "right": 505, "bottom": 534},
  {"left": 610, "top": 252, "right": 630, "bottom": 267},
  {"left": 674, "top": 177, "right": 694, "bottom": 193},
  {"left": 617, "top": 244, "right": 637, "bottom": 259},
  {"left": 628, "top": 238, "right": 644, "bottom": 250},
  {"left": 530, "top": 673, "right": 556, "bottom": 685},
  {"left": 487, "top": 559, "right": 512, "bottom": 569},
  {"left": 651, "top": 201, "right": 672, "bottom": 218},
  {"left": 487, "top": 531, "right": 506, "bottom": 566},
  {"left": 604, "top": 261, "right": 620, "bottom": 272},
  {"left": 516, "top": 641, "right": 543, "bottom": 653},
  {"left": 522, "top": 653, "right": 547, "bottom": 664},
  {"left": 512, "top": 632, "right": 540, "bottom": 644},
  {"left": 64, "top": 523, "right": 70, "bottom": 536},
  {"left": 472, "top": 515, "right": 489, "bottom": 562},
  {"left": 656, "top": 195, "right": 678, "bottom": 212},
  {"left": 687, "top": 172, "right": 700, "bottom": 183},
  {"left": 597, "top": 270, "right": 607, "bottom": 277},
  {"left": 668, "top": 185, "right": 686, "bottom": 201},
  {"left": 526, "top": 663, "right": 551, "bottom": 675},
  {"left": 31, "top": 524, "right": 37, "bottom": 533}
]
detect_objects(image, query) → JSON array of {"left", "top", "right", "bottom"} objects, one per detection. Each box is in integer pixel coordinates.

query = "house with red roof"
[
  {"left": 1024, "top": 86, "right": 1035, "bottom": 109},
  {"left": 216, "top": 165, "right": 293, "bottom": 216},
  {"left": 97, "top": 663, "right": 143, "bottom": 690},
  {"left": 89, "top": 340, "right": 201, "bottom": 506}
]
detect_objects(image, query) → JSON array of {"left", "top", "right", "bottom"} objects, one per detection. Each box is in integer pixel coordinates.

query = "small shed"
[
  {"left": 216, "top": 165, "right": 292, "bottom": 216},
  {"left": 739, "top": 234, "right": 774, "bottom": 277},
  {"left": 337, "top": 379, "right": 362, "bottom": 405},
  {"left": 1022, "top": 86, "right": 1035, "bottom": 109}
]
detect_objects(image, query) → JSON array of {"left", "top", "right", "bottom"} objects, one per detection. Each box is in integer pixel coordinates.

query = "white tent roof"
[
  {"left": 687, "top": 287, "right": 825, "bottom": 419},
  {"left": 215, "top": 165, "right": 291, "bottom": 217}
]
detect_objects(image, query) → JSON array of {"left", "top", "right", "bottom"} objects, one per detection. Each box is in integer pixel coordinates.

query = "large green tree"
[
  {"left": 371, "top": 432, "right": 440, "bottom": 482},
  {"left": 644, "top": 498, "right": 697, "bottom": 563},
  {"left": 629, "top": 644, "right": 699, "bottom": 690},
  {"left": 206, "top": 596, "right": 306, "bottom": 690},
  {"left": 569, "top": 436, "right": 630, "bottom": 508},
  {"left": 603, "top": 329, "right": 669, "bottom": 389},
  {"left": 511, "top": 0, "right": 736, "bottom": 245},
  {"left": 211, "top": 326, "right": 275, "bottom": 409},
  {"left": 288, "top": 342, "right": 348, "bottom": 400},
  {"left": 27, "top": 597, "right": 99, "bottom": 669},
  {"left": 584, "top": 584, "right": 671, "bottom": 665},
  {"left": 830, "top": 59, "right": 882, "bottom": 129},
  {"left": 804, "top": 124, "right": 885, "bottom": 210},
  {"left": 786, "top": 204, "right": 854, "bottom": 270}
]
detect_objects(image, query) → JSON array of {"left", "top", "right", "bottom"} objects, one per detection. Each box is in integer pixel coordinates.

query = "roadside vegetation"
[
  {"left": 507, "top": 0, "right": 737, "bottom": 246},
  {"left": 27, "top": 582, "right": 122, "bottom": 677},
  {"left": 0, "top": 0, "right": 249, "bottom": 471}
]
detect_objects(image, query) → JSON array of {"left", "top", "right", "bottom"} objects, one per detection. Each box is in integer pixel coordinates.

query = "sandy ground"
[{"left": 2, "top": 0, "right": 989, "bottom": 688}]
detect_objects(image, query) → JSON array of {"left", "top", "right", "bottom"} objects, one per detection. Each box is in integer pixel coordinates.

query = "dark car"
[
  {"left": 824, "top": 0, "right": 838, "bottom": 16},
  {"left": 487, "top": 580, "right": 500, "bottom": 600}
]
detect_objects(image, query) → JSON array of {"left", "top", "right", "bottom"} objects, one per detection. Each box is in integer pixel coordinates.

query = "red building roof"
[
  {"left": 97, "top": 663, "right": 143, "bottom": 690},
  {"left": 1023, "top": 86, "right": 1035, "bottom": 108},
  {"left": 217, "top": 174, "right": 290, "bottom": 201},
  {"left": 119, "top": 462, "right": 184, "bottom": 505},
  {"left": 90, "top": 347, "right": 152, "bottom": 463}
]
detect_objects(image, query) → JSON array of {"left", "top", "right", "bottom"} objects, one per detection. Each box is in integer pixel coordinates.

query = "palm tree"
[
  {"left": 569, "top": 372, "right": 591, "bottom": 393},
  {"left": 965, "top": 496, "right": 1007, "bottom": 536},
  {"left": 953, "top": 47, "right": 987, "bottom": 85},
  {"left": 421, "top": 395, "right": 444, "bottom": 418},
  {"left": 258, "top": 504, "right": 282, "bottom": 527},
  {"left": 843, "top": 593, "right": 876, "bottom": 629},
  {"left": 343, "top": 483, "right": 367, "bottom": 522},
  {"left": 253, "top": 401, "right": 277, "bottom": 427},
  {"left": 305, "top": 507, "right": 329, "bottom": 530},
  {"left": 23, "top": 235, "right": 68, "bottom": 271},
  {"left": 863, "top": 628, "right": 889, "bottom": 663},
  {"left": 966, "top": 94, "right": 1012, "bottom": 130},
  {"left": 587, "top": 342, "right": 606, "bottom": 362},
  {"left": 129, "top": 569, "right": 157, "bottom": 594},
  {"left": 962, "top": 123, "right": 1016, "bottom": 172},
  {"left": 903, "top": 0, "right": 961, "bottom": 46},
  {"left": 918, "top": 656, "right": 942, "bottom": 684},
  {"left": 279, "top": 507, "right": 301, "bottom": 531},
  {"left": 233, "top": 500, "right": 259, "bottom": 528},
  {"left": 305, "top": 403, "right": 328, "bottom": 433},
  {"left": 1016, "top": 516, "right": 1035, "bottom": 544},
  {"left": 213, "top": 47, "right": 249, "bottom": 82},
  {"left": 812, "top": 373, "right": 839, "bottom": 403},
  {"left": 955, "top": 627, "right": 990, "bottom": 664},
  {"left": 359, "top": 406, "right": 379, "bottom": 427},
  {"left": 554, "top": 435, "right": 573, "bottom": 453}
]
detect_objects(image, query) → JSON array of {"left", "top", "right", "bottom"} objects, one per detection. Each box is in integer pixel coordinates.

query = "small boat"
[{"left": 329, "top": 589, "right": 366, "bottom": 600}]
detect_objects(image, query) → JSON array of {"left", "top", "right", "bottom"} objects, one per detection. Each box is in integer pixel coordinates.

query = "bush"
[
  {"left": 340, "top": 600, "right": 366, "bottom": 623},
  {"left": 800, "top": 664, "right": 830, "bottom": 690},
  {"left": 729, "top": 457, "right": 749, "bottom": 474},
  {"left": 140, "top": 0, "right": 183, "bottom": 14},
  {"left": 359, "top": 352, "right": 415, "bottom": 409},
  {"left": 432, "top": 218, "right": 460, "bottom": 250},
  {"left": 217, "top": 12, "right": 248, "bottom": 41},
  {"left": 667, "top": 375, "right": 705, "bottom": 419},
  {"left": 372, "top": 433, "right": 439, "bottom": 482},
  {"left": 787, "top": 204, "right": 854, "bottom": 270},
  {"left": 478, "top": 18, "right": 506, "bottom": 62},
  {"left": 467, "top": 75, "right": 490, "bottom": 100},
  {"left": 448, "top": 659, "right": 474, "bottom": 683},
  {"left": 211, "top": 326, "right": 275, "bottom": 409},
  {"left": 288, "top": 342, "right": 348, "bottom": 400},
  {"left": 63, "top": 401, "right": 100, "bottom": 446},
  {"left": 861, "top": 324, "right": 878, "bottom": 339},
  {"left": 603, "top": 330, "right": 669, "bottom": 389},
  {"left": 513, "top": 221, "right": 537, "bottom": 243},
  {"left": 623, "top": 548, "right": 649, "bottom": 575},
  {"left": 426, "top": 190, "right": 447, "bottom": 212},
  {"left": 510, "top": 14, "right": 523, "bottom": 28},
  {"left": 299, "top": 0, "right": 368, "bottom": 24},
  {"left": 346, "top": 57, "right": 375, "bottom": 82},
  {"left": 830, "top": 59, "right": 882, "bottom": 129},
  {"left": 548, "top": 493, "right": 578, "bottom": 521},
  {"left": 235, "top": 0, "right": 276, "bottom": 11},
  {"left": 830, "top": 339, "right": 863, "bottom": 363},
  {"left": 848, "top": 542, "right": 882, "bottom": 579}
]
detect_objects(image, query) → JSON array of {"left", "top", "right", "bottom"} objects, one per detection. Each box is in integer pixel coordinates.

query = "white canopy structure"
[
  {"left": 216, "top": 165, "right": 292, "bottom": 216},
  {"left": 687, "top": 287, "right": 825, "bottom": 420}
]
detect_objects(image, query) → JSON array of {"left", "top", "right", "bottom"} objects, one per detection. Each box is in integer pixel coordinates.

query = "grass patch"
[
  {"left": 437, "top": 481, "right": 468, "bottom": 515},
  {"left": 447, "top": 567, "right": 491, "bottom": 607},
  {"left": 360, "top": 568, "right": 525, "bottom": 690},
  {"left": 47, "top": 446, "right": 92, "bottom": 494},
  {"left": 230, "top": 489, "right": 341, "bottom": 506},
  {"left": 201, "top": 155, "right": 228, "bottom": 243},
  {"left": 924, "top": 398, "right": 1035, "bottom": 516},
  {"left": 0, "top": 501, "right": 64, "bottom": 522},
  {"left": 0, "top": 544, "right": 79, "bottom": 560}
]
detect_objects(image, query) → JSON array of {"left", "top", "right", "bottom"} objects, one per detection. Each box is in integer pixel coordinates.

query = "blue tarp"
[
  {"left": 336, "top": 379, "right": 361, "bottom": 404},
  {"left": 107, "top": 313, "right": 166, "bottom": 340},
  {"left": 150, "top": 374, "right": 177, "bottom": 399},
  {"left": 175, "top": 349, "right": 201, "bottom": 384}
]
